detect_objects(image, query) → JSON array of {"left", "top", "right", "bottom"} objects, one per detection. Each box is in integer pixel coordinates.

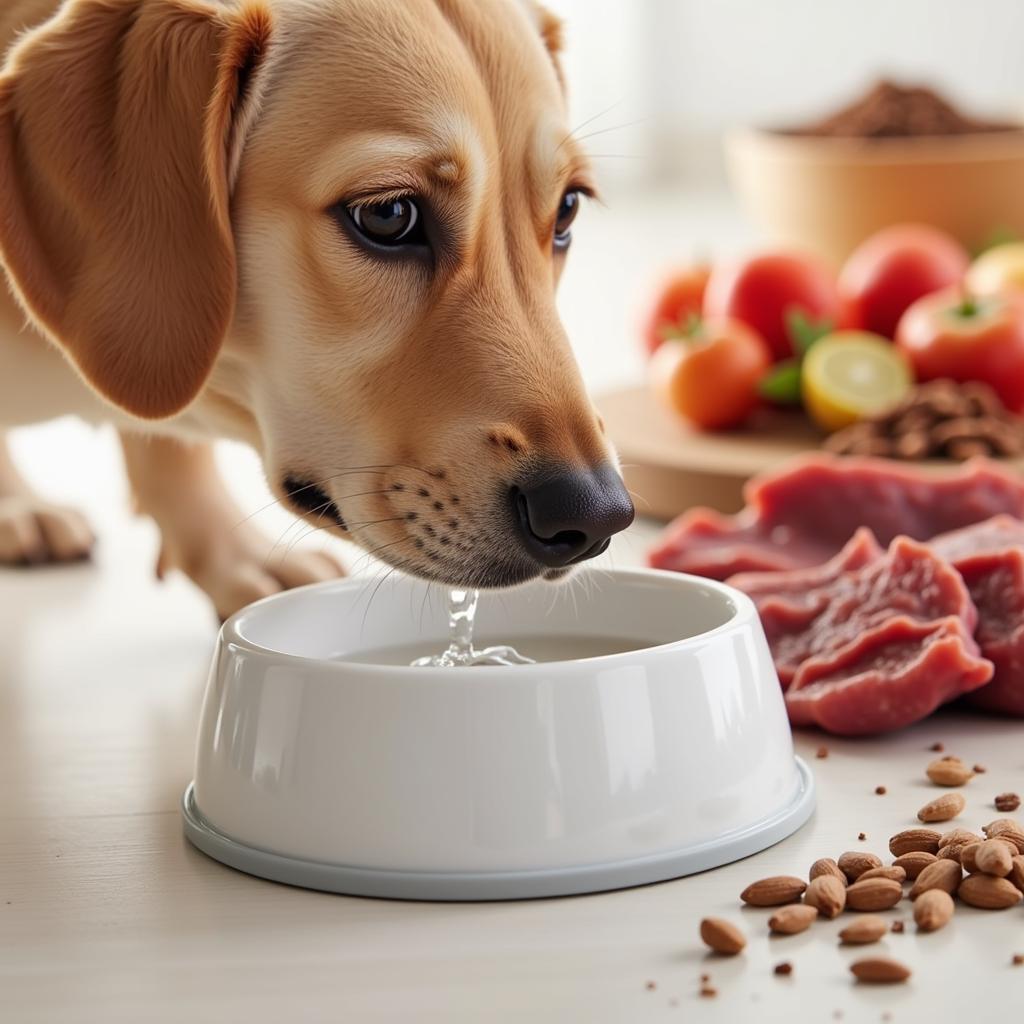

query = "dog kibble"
[
  {"left": 875, "top": 786, "right": 887, "bottom": 795},
  {"left": 773, "top": 962, "right": 793, "bottom": 977},
  {"left": 816, "top": 746, "right": 829, "bottom": 759},
  {"left": 995, "top": 792, "right": 1021, "bottom": 812}
]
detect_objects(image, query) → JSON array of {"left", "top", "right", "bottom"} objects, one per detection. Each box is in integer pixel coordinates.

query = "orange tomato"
[
  {"left": 650, "top": 318, "right": 772, "bottom": 430},
  {"left": 643, "top": 266, "right": 711, "bottom": 356}
]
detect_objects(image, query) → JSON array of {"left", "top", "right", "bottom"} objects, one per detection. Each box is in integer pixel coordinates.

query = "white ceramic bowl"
[{"left": 183, "top": 568, "right": 813, "bottom": 900}]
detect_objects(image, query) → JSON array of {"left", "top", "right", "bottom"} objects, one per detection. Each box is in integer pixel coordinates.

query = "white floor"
[{"left": 4, "top": 191, "right": 1024, "bottom": 1022}]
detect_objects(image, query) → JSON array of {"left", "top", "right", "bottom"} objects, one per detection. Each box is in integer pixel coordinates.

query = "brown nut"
[
  {"left": 889, "top": 828, "right": 941, "bottom": 857},
  {"left": 768, "top": 904, "right": 818, "bottom": 935},
  {"left": 909, "top": 858, "right": 963, "bottom": 900},
  {"left": 958, "top": 873, "right": 1023, "bottom": 909},
  {"left": 1009, "top": 855, "right": 1024, "bottom": 893},
  {"left": 857, "top": 866, "right": 906, "bottom": 884},
  {"left": 804, "top": 875, "right": 846, "bottom": 919},
  {"left": 740, "top": 876, "right": 807, "bottom": 907},
  {"left": 838, "top": 915, "right": 888, "bottom": 945},
  {"left": 975, "top": 839, "right": 1014, "bottom": 878},
  {"left": 700, "top": 917, "right": 746, "bottom": 955},
  {"left": 845, "top": 877, "right": 903, "bottom": 912},
  {"left": 925, "top": 757, "right": 974, "bottom": 787},
  {"left": 838, "top": 851, "right": 883, "bottom": 883},
  {"left": 850, "top": 958, "right": 911, "bottom": 984},
  {"left": 938, "top": 827, "right": 978, "bottom": 849},
  {"left": 960, "top": 842, "right": 981, "bottom": 873},
  {"left": 809, "top": 857, "right": 846, "bottom": 884},
  {"left": 918, "top": 792, "right": 966, "bottom": 823},
  {"left": 893, "top": 851, "right": 937, "bottom": 880},
  {"left": 913, "top": 889, "right": 954, "bottom": 932}
]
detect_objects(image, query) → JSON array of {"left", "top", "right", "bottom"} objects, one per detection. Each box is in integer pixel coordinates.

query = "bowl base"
[{"left": 181, "top": 759, "right": 814, "bottom": 901}]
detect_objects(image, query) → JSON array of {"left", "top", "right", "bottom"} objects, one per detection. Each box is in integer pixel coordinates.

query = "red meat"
[
  {"left": 932, "top": 516, "right": 1024, "bottom": 715},
  {"left": 649, "top": 456, "right": 1024, "bottom": 580},
  {"left": 731, "top": 535, "right": 992, "bottom": 734}
]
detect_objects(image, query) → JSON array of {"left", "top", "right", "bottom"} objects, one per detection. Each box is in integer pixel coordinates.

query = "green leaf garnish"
[
  {"left": 758, "top": 359, "right": 803, "bottom": 405},
  {"left": 786, "top": 307, "right": 833, "bottom": 356}
]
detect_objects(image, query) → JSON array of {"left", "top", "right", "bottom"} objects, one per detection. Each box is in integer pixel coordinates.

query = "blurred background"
[{"left": 549, "top": 0, "right": 1024, "bottom": 191}]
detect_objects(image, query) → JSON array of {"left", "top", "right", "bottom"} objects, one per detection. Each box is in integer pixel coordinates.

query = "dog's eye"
[
  {"left": 553, "top": 190, "right": 581, "bottom": 249},
  {"left": 348, "top": 198, "right": 421, "bottom": 246}
]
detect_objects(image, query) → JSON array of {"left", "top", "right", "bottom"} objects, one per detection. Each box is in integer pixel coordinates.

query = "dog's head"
[{"left": 0, "top": 0, "right": 633, "bottom": 588}]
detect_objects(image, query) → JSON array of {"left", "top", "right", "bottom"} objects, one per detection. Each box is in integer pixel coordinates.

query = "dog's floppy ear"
[
  {"left": 525, "top": 2, "right": 565, "bottom": 89},
  {"left": 0, "top": 0, "right": 274, "bottom": 418}
]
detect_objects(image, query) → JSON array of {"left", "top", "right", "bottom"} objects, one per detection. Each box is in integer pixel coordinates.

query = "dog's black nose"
[{"left": 511, "top": 465, "right": 635, "bottom": 568}]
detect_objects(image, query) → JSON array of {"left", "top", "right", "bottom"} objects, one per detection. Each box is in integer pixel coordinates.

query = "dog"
[{"left": 0, "top": 0, "right": 634, "bottom": 619}]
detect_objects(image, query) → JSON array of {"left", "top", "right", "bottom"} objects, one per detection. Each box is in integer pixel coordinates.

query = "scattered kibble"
[
  {"left": 700, "top": 973, "right": 710, "bottom": 984},
  {"left": 645, "top": 980, "right": 656, "bottom": 991},
  {"left": 858, "top": 832, "right": 867, "bottom": 841},
  {"left": 816, "top": 746, "right": 829, "bottom": 759},
  {"left": 891, "top": 920, "right": 905, "bottom": 934},
  {"left": 774, "top": 962, "right": 793, "bottom": 977},
  {"left": 930, "top": 741, "right": 945, "bottom": 752},
  {"left": 875, "top": 786, "right": 887, "bottom": 795},
  {"left": 1013, "top": 954, "right": 1023, "bottom": 967},
  {"left": 700, "top": 985, "right": 717, "bottom": 998},
  {"left": 974, "top": 764, "right": 987, "bottom": 774},
  {"left": 995, "top": 792, "right": 1021, "bottom": 812}
]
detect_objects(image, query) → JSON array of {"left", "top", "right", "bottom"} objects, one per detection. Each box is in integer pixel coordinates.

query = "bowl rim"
[
  {"left": 218, "top": 567, "right": 759, "bottom": 678},
  {"left": 726, "top": 124, "right": 1024, "bottom": 165}
]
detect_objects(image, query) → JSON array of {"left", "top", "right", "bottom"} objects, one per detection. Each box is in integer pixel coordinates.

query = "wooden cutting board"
[{"left": 598, "top": 386, "right": 825, "bottom": 520}]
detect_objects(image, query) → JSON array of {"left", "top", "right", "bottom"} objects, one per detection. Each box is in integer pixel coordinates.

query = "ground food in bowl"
[{"left": 792, "top": 80, "right": 1018, "bottom": 139}]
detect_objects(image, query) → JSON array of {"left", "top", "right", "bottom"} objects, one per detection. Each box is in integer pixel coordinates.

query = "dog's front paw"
[
  {"left": 157, "top": 521, "right": 345, "bottom": 620},
  {"left": 0, "top": 496, "right": 95, "bottom": 565}
]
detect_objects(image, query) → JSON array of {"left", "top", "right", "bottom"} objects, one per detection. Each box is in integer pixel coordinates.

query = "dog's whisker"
[
  {"left": 570, "top": 117, "right": 646, "bottom": 145},
  {"left": 556, "top": 96, "right": 626, "bottom": 151},
  {"left": 626, "top": 487, "right": 651, "bottom": 511},
  {"left": 262, "top": 497, "right": 338, "bottom": 566},
  {"left": 276, "top": 515, "right": 405, "bottom": 564},
  {"left": 232, "top": 467, "right": 406, "bottom": 530}
]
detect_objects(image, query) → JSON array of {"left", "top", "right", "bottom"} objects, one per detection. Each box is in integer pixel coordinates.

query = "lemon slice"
[{"left": 803, "top": 332, "right": 912, "bottom": 432}]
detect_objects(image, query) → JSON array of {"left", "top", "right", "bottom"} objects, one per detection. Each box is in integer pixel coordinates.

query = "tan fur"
[{"left": 0, "top": 0, "right": 616, "bottom": 608}]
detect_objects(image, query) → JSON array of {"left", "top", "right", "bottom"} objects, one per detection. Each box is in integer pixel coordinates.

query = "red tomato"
[
  {"left": 649, "top": 317, "right": 772, "bottom": 430},
  {"left": 895, "top": 288, "right": 1024, "bottom": 412},
  {"left": 703, "top": 252, "right": 841, "bottom": 361},
  {"left": 840, "top": 224, "right": 969, "bottom": 339},
  {"left": 643, "top": 266, "right": 711, "bottom": 356}
]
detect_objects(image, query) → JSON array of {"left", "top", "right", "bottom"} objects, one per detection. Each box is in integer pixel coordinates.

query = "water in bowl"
[
  {"left": 409, "top": 588, "right": 536, "bottom": 667},
  {"left": 354, "top": 632, "right": 643, "bottom": 666}
]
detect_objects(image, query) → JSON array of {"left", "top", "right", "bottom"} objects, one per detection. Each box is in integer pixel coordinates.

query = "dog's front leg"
[
  {"left": 0, "top": 431, "right": 95, "bottom": 564},
  {"left": 119, "top": 433, "right": 344, "bottom": 620}
]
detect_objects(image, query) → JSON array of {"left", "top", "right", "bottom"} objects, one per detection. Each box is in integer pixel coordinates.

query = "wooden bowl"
[{"left": 725, "top": 127, "right": 1024, "bottom": 264}]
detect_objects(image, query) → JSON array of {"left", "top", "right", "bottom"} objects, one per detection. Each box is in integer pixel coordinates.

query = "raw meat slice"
[
  {"left": 750, "top": 534, "right": 982, "bottom": 686},
  {"left": 649, "top": 455, "right": 1024, "bottom": 580},
  {"left": 785, "top": 620, "right": 993, "bottom": 735},
  {"left": 728, "top": 535, "right": 991, "bottom": 734},
  {"left": 932, "top": 516, "right": 1024, "bottom": 716},
  {"left": 729, "top": 527, "right": 883, "bottom": 604}
]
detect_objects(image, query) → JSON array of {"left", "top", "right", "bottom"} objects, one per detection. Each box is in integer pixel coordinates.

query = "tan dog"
[{"left": 0, "top": 0, "right": 633, "bottom": 618}]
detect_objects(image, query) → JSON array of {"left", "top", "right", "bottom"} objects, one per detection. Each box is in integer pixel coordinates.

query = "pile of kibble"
[{"left": 825, "top": 379, "right": 1024, "bottom": 461}]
